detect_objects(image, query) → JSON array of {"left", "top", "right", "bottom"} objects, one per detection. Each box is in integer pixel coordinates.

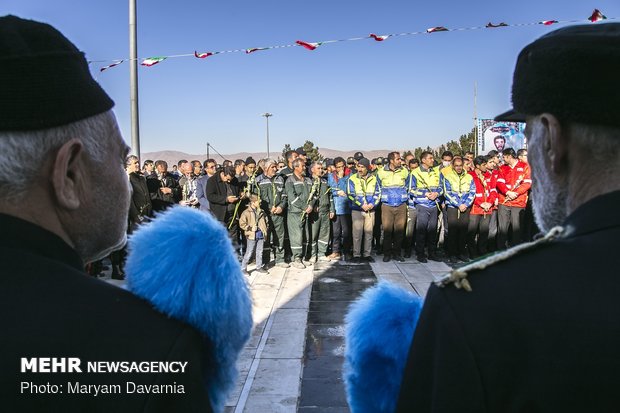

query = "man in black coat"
[
  {"left": 149, "top": 160, "right": 180, "bottom": 212},
  {"left": 126, "top": 155, "right": 153, "bottom": 229},
  {"left": 206, "top": 166, "right": 241, "bottom": 242},
  {"left": 397, "top": 23, "right": 620, "bottom": 412},
  {"left": 0, "top": 16, "right": 212, "bottom": 412}
]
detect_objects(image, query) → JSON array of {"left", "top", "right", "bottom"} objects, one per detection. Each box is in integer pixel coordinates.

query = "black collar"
[
  {"left": 563, "top": 190, "right": 620, "bottom": 238},
  {"left": 0, "top": 213, "right": 83, "bottom": 270}
]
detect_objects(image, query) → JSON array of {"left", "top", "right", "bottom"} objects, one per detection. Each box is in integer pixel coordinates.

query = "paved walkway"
[
  {"left": 225, "top": 256, "right": 451, "bottom": 412},
  {"left": 102, "top": 255, "right": 451, "bottom": 412}
]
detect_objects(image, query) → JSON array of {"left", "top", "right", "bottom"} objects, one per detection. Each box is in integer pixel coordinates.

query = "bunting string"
[{"left": 89, "top": 9, "right": 613, "bottom": 72}]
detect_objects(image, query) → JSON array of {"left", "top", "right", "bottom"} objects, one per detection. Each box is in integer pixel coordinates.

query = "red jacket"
[
  {"left": 496, "top": 161, "right": 531, "bottom": 208},
  {"left": 469, "top": 170, "right": 497, "bottom": 215}
]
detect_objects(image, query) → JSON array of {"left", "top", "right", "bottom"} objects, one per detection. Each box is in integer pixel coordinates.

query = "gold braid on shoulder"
[{"left": 435, "top": 226, "right": 565, "bottom": 292}]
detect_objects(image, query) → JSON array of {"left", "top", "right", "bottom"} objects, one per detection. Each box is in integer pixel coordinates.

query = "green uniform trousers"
[
  {"left": 287, "top": 212, "right": 307, "bottom": 261},
  {"left": 308, "top": 211, "right": 330, "bottom": 258}
]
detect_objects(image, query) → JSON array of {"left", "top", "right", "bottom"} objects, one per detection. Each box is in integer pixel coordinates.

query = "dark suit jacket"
[
  {"left": 396, "top": 190, "right": 620, "bottom": 412},
  {"left": 148, "top": 172, "right": 180, "bottom": 211},
  {"left": 128, "top": 172, "right": 153, "bottom": 226},
  {"left": 206, "top": 174, "right": 240, "bottom": 222},
  {"left": 0, "top": 214, "right": 213, "bottom": 413}
]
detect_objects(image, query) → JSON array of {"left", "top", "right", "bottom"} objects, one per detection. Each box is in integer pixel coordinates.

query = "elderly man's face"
[
  {"left": 311, "top": 163, "right": 323, "bottom": 177},
  {"left": 126, "top": 158, "right": 140, "bottom": 174},
  {"left": 181, "top": 162, "right": 192, "bottom": 177},
  {"left": 265, "top": 163, "right": 278, "bottom": 177},
  {"left": 526, "top": 117, "right": 568, "bottom": 232},
  {"left": 72, "top": 120, "right": 130, "bottom": 263}
]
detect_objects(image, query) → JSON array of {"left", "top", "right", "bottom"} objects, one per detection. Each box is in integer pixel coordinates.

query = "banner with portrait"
[{"left": 477, "top": 119, "right": 526, "bottom": 155}]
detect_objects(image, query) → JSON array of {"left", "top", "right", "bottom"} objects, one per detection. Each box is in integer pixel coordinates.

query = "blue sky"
[{"left": 2, "top": 1, "right": 618, "bottom": 156}]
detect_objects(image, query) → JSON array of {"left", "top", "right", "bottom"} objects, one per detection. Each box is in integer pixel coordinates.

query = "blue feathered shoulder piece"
[
  {"left": 125, "top": 207, "right": 253, "bottom": 413},
  {"left": 343, "top": 281, "right": 424, "bottom": 413}
]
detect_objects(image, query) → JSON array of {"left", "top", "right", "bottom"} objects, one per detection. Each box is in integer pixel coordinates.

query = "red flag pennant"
[
  {"left": 194, "top": 51, "right": 213, "bottom": 59},
  {"left": 296, "top": 40, "right": 322, "bottom": 50},
  {"left": 426, "top": 26, "right": 449, "bottom": 33},
  {"left": 246, "top": 47, "right": 268, "bottom": 54},
  {"left": 100, "top": 60, "right": 124, "bottom": 72},
  {"left": 539, "top": 20, "right": 558, "bottom": 26},
  {"left": 370, "top": 33, "right": 390, "bottom": 41},
  {"left": 588, "top": 9, "right": 607, "bottom": 22},
  {"left": 486, "top": 22, "right": 508, "bottom": 28}
]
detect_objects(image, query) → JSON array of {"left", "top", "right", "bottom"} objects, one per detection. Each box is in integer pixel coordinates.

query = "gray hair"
[
  {"left": 125, "top": 154, "right": 139, "bottom": 167},
  {"left": 292, "top": 158, "right": 304, "bottom": 169},
  {"left": 0, "top": 111, "right": 114, "bottom": 201},
  {"left": 310, "top": 161, "right": 323, "bottom": 169},
  {"left": 263, "top": 158, "right": 277, "bottom": 168}
]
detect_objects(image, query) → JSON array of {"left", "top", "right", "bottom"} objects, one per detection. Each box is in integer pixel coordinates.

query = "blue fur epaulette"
[
  {"left": 343, "top": 282, "right": 423, "bottom": 413},
  {"left": 125, "top": 207, "right": 253, "bottom": 413}
]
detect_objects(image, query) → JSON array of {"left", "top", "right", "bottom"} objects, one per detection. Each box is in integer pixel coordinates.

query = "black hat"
[
  {"left": 346, "top": 156, "right": 355, "bottom": 164},
  {"left": 0, "top": 15, "right": 114, "bottom": 131},
  {"left": 496, "top": 23, "right": 620, "bottom": 127},
  {"left": 357, "top": 157, "right": 370, "bottom": 169},
  {"left": 324, "top": 158, "right": 334, "bottom": 167},
  {"left": 375, "top": 157, "right": 384, "bottom": 165},
  {"left": 245, "top": 157, "right": 256, "bottom": 165},
  {"left": 295, "top": 147, "right": 306, "bottom": 156},
  {"left": 353, "top": 151, "right": 364, "bottom": 160}
]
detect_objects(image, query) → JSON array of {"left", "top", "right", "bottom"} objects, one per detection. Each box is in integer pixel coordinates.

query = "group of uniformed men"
[{"left": 137, "top": 143, "right": 533, "bottom": 270}]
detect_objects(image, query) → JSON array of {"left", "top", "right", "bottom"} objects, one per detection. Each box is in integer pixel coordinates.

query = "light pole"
[
  {"left": 129, "top": 0, "right": 140, "bottom": 157},
  {"left": 262, "top": 113, "right": 273, "bottom": 158}
]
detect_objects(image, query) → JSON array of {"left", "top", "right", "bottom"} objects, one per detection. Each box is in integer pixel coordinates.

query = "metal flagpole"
[
  {"left": 262, "top": 113, "right": 273, "bottom": 158},
  {"left": 473, "top": 80, "right": 478, "bottom": 155},
  {"left": 129, "top": 0, "right": 140, "bottom": 157}
]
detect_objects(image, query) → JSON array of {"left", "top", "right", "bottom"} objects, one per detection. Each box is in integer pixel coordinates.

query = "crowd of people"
[{"left": 120, "top": 144, "right": 536, "bottom": 276}]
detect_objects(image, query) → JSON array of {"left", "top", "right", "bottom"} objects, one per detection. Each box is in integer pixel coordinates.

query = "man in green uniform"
[
  {"left": 306, "top": 161, "right": 335, "bottom": 264},
  {"left": 285, "top": 158, "right": 313, "bottom": 268},
  {"left": 254, "top": 158, "right": 289, "bottom": 268}
]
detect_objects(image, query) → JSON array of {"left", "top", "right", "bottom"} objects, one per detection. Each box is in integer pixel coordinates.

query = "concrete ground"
[
  {"left": 227, "top": 256, "right": 451, "bottom": 412},
  {"left": 102, "top": 255, "right": 451, "bottom": 412}
]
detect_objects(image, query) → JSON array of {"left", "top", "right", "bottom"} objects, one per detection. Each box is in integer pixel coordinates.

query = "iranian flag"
[
  {"left": 427, "top": 26, "right": 449, "bottom": 33},
  {"left": 539, "top": 20, "right": 558, "bottom": 26},
  {"left": 486, "top": 22, "right": 508, "bottom": 28},
  {"left": 141, "top": 57, "right": 166, "bottom": 67},
  {"left": 588, "top": 9, "right": 607, "bottom": 22},
  {"left": 370, "top": 33, "right": 390, "bottom": 41},
  {"left": 194, "top": 51, "right": 213, "bottom": 59},
  {"left": 246, "top": 47, "right": 267, "bottom": 54},
  {"left": 100, "top": 60, "right": 124, "bottom": 72},
  {"left": 296, "top": 40, "right": 322, "bottom": 50}
]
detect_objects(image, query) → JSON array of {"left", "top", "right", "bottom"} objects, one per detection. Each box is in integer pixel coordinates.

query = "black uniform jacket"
[
  {"left": 129, "top": 172, "right": 153, "bottom": 226},
  {"left": 396, "top": 190, "right": 620, "bottom": 413},
  {"left": 0, "top": 214, "right": 213, "bottom": 413},
  {"left": 206, "top": 174, "right": 240, "bottom": 222}
]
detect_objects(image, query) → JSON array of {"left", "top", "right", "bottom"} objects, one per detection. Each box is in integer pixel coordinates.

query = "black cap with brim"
[
  {"left": 494, "top": 23, "right": 620, "bottom": 127},
  {"left": 0, "top": 15, "right": 114, "bottom": 131},
  {"left": 494, "top": 108, "right": 526, "bottom": 123}
]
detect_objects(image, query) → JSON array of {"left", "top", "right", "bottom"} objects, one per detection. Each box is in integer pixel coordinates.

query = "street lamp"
[{"left": 261, "top": 113, "right": 273, "bottom": 158}]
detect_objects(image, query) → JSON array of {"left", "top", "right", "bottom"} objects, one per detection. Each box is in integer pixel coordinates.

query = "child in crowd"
[{"left": 239, "top": 195, "right": 269, "bottom": 275}]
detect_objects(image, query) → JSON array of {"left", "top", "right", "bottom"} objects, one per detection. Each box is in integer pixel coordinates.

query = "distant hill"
[{"left": 141, "top": 148, "right": 394, "bottom": 167}]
